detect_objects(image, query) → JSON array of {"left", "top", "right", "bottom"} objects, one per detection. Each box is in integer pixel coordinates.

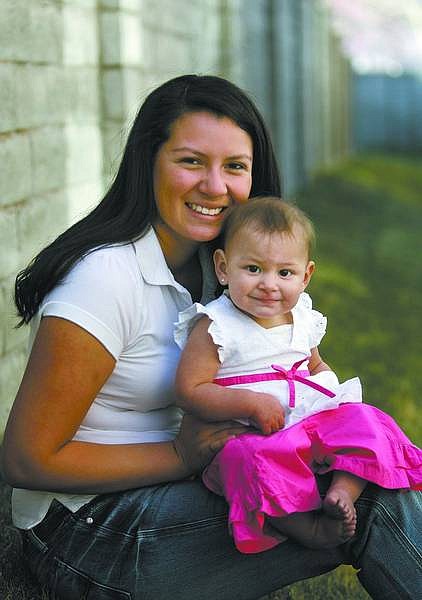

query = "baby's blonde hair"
[{"left": 221, "top": 196, "right": 315, "bottom": 258}]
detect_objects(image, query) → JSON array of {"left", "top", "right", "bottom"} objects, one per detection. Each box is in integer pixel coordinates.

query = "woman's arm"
[
  {"left": 175, "top": 317, "right": 285, "bottom": 435},
  {"left": 2, "top": 317, "right": 243, "bottom": 494}
]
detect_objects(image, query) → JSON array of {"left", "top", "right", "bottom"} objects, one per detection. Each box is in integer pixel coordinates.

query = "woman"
[{"left": 2, "top": 75, "right": 421, "bottom": 599}]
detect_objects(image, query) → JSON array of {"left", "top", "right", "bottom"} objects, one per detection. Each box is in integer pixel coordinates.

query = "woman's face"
[{"left": 153, "top": 111, "right": 253, "bottom": 252}]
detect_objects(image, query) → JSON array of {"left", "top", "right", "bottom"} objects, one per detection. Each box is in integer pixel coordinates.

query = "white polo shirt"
[{"left": 12, "top": 227, "right": 217, "bottom": 528}]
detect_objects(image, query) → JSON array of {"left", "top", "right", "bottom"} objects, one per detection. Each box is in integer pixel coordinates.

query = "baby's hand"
[{"left": 249, "top": 394, "right": 285, "bottom": 435}]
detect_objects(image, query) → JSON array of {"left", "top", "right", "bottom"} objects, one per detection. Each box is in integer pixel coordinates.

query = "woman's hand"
[
  {"left": 173, "top": 413, "right": 248, "bottom": 474},
  {"left": 249, "top": 393, "right": 285, "bottom": 435}
]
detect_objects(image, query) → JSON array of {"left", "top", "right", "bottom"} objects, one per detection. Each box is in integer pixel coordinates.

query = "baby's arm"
[
  {"left": 175, "top": 316, "right": 285, "bottom": 435},
  {"left": 308, "top": 346, "right": 332, "bottom": 375}
]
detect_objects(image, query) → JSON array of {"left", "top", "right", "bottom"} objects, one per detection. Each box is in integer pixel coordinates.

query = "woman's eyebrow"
[
  {"left": 171, "top": 147, "right": 203, "bottom": 154},
  {"left": 227, "top": 154, "right": 253, "bottom": 162},
  {"left": 171, "top": 147, "right": 252, "bottom": 161}
]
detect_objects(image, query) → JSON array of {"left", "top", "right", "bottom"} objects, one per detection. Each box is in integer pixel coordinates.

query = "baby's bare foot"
[
  {"left": 269, "top": 502, "right": 356, "bottom": 550},
  {"left": 323, "top": 488, "right": 357, "bottom": 541}
]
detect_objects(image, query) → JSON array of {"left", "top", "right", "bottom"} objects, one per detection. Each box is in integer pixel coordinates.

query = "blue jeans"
[{"left": 22, "top": 477, "right": 422, "bottom": 600}]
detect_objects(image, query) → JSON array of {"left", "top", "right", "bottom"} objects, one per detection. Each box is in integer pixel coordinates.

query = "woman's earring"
[{"left": 220, "top": 278, "right": 225, "bottom": 285}]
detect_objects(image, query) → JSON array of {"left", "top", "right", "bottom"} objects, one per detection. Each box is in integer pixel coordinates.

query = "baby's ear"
[
  {"left": 303, "top": 260, "right": 315, "bottom": 288},
  {"left": 213, "top": 248, "right": 228, "bottom": 284}
]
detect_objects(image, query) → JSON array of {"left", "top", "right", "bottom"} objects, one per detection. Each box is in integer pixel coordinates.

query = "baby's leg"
[{"left": 268, "top": 471, "right": 366, "bottom": 549}]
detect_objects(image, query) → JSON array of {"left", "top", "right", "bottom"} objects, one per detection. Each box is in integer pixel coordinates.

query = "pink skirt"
[{"left": 202, "top": 403, "right": 422, "bottom": 554}]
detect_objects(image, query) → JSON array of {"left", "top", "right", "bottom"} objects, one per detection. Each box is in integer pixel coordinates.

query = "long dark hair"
[{"left": 15, "top": 74, "right": 281, "bottom": 324}]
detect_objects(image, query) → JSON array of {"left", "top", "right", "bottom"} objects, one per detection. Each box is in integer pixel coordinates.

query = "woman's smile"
[{"left": 186, "top": 202, "right": 226, "bottom": 217}]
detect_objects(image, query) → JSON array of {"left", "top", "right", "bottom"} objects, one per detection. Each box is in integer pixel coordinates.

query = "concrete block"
[
  {"left": 65, "top": 67, "right": 100, "bottom": 122},
  {"left": 218, "top": 1, "right": 245, "bottom": 84},
  {"left": 63, "top": 4, "right": 99, "bottom": 65},
  {"left": 0, "top": 347, "right": 27, "bottom": 437},
  {"left": 142, "top": 0, "right": 202, "bottom": 35},
  {"left": 120, "top": 13, "right": 142, "bottom": 65},
  {"left": 101, "top": 11, "right": 141, "bottom": 65},
  {"left": 137, "top": 74, "right": 169, "bottom": 99},
  {"left": 64, "top": 0, "right": 97, "bottom": 7},
  {"left": 99, "top": 0, "right": 120, "bottom": 8},
  {"left": 16, "top": 65, "right": 66, "bottom": 129},
  {"left": 65, "top": 124, "right": 103, "bottom": 186},
  {"left": 28, "top": 2, "right": 63, "bottom": 63},
  {"left": 29, "top": 126, "right": 67, "bottom": 195},
  {"left": 205, "top": 0, "right": 221, "bottom": 9},
  {"left": 151, "top": 31, "right": 193, "bottom": 75},
  {"left": 100, "top": 11, "right": 121, "bottom": 65},
  {"left": 0, "top": 133, "right": 31, "bottom": 206},
  {"left": 0, "top": 0, "right": 31, "bottom": 62},
  {"left": 0, "top": 1, "right": 61, "bottom": 63},
  {"left": 102, "top": 120, "right": 127, "bottom": 181},
  {"left": 16, "top": 191, "right": 69, "bottom": 267},
  {"left": 0, "top": 63, "right": 17, "bottom": 133},
  {"left": 102, "top": 69, "right": 125, "bottom": 120},
  {"left": 0, "top": 208, "right": 19, "bottom": 277},
  {"left": 67, "top": 180, "right": 104, "bottom": 225},
  {"left": 121, "top": 0, "right": 142, "bottom": 10},
  {"left": 102, "top": 66, "right": 143, "bottom": 121},
  {"left": 192, "top": 10, "right": 221, "bottom": 72},
  {"left": 122, "top": 68, "right": 143, "bottom": 118},
  {"left": 100, "top": 0, "right": 140, "bottom": 11},
  {"left": 140, "top": 29, "right": 155, "bottom": 71},
  {"left": 0, "top": 274, "right": 28, "bottom": 354}
]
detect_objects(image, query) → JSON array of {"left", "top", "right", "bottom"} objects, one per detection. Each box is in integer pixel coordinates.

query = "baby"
[{"left": 174, "top": 197, "right": 421, "bottom": 553}]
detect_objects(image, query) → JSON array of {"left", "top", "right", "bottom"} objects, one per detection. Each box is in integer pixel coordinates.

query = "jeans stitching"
[
  {"left": 74, "top": 512, "right": 229, "bottom": 540},
  {"left": 134, "top": 513, "right": 228, "bottom": 539},
  {"left": 27, "top": 529, "right": 49, "bottom": 552},
  {"left": 54, "top": 557, "right": 132, "bottom": 599},
  {"left": 358, "top": 495, "right": 422, "bottom": 566}
]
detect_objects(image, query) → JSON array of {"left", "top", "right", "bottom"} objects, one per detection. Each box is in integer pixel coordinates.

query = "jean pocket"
[{"left": 51, "top": 557, "right": 132, "bottom": 600}]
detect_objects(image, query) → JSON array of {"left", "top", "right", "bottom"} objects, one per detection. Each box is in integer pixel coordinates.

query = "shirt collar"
[
  {"left": 133, "top": 227, "right": 176, "bottom": 286},
  {"left": 133, "top": 227, "right": 219, "bottom": 303}
]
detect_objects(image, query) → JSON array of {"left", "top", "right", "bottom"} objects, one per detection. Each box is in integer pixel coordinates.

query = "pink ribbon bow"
[
  {"left": 270, "top": 358, "right": 336, "bottom": 408},
  {"left": 213, "top": 356, "right": 336, "bottom": 408}
]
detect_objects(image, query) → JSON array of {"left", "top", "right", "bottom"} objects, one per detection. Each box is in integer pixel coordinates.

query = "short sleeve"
[
  {"left": 39, "top": 246, "right": 141, "bottom": 359},
  {"left": 293, "top": 293, "right": 327, "bottom": 349},
  {"left": 309, "top": 309, "right": 327, "bottom": 347},
  {"left": 174, "top": 302, "right": 226, "bottom": 363}
]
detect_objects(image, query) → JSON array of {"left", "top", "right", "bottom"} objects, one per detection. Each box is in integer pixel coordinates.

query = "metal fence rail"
[{"left": 229, "top": 0, "right": 352, "bottom": 197}]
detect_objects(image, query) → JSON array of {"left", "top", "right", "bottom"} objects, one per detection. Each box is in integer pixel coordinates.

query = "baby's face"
[{"left": 214, "top": 224, "right": 314, "bottom": 328}]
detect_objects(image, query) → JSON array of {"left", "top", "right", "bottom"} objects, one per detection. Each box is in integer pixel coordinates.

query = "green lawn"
[
  {"left": 1, "top": 153, "right": 420, "bottom": 599},
  {"left": 297, "top": 153, "right": 422, "bottom": 446}
]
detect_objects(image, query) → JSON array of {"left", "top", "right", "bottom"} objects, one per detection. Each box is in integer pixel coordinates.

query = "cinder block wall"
[
  {"left": 0, "top": 0, "right": 350, "bottom": 436},
  {"left": 0, "top": 0, "right": 103, "bottom": 432},
  {"left": 0, "top": 0, "right": 237, "bottom": 435},
  {"left": 100, "top": 0, "right": 225, "bottom": 182}
]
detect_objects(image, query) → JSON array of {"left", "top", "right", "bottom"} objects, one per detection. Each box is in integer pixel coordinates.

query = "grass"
[
  {"left": 297, "top": 153, "right": 422, "bottom": 445},
  {"left": 1, "top": 152, "right": 420, "bottom": 598}
]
